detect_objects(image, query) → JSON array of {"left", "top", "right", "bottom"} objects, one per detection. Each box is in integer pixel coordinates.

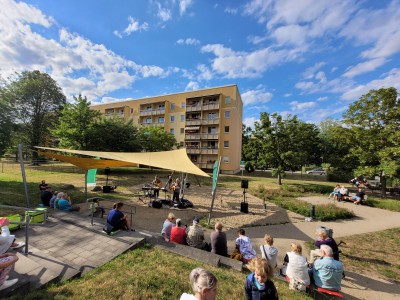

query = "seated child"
[{"left": 328, "top": 184, "right": 341, "bottom": 199}]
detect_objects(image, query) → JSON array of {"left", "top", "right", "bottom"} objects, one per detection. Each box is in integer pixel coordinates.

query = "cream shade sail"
[{"left": 36, "top": 147, "right": 210, "bottom": 177}]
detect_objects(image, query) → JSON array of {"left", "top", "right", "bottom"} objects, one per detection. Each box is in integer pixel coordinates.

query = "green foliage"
[
  {"left": 138, "top": 125, "right": 177, "bottom": 151},
  {"left": 52, "top": 95, "right": 101, "bottom": 150},
  {"left": 245, "top": 161, "right": 255, "bottom": 173},
  {"left": 1, "top": 71, "right": 66, "bottom": 159}
]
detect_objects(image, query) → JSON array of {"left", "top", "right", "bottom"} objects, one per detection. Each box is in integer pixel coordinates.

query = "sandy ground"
[{"left": 121, "top": 185, "right": 400, "bottom": 300}]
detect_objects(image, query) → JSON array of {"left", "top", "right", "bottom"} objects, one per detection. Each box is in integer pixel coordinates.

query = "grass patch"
[
  {"left": 365, "top": 196, "right": 400, "bottom": 212},
  {"left": 304, "top": 228, "right": 400, "bottom": 282},
  {"left": 7, "top": 247, "right": 312, "bottom": 300}
]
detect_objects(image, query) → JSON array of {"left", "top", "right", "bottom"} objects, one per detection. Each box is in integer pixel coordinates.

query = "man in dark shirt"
[
  {"left": 40, "top": 186, "right": 53, "bottom": 207},
  {"left": 353, "top": 188, "right": 366, "bottom": 205},
  {"left": 106, "top": 202, "right": 133, "bottom": 231},
  {"left": 210, "top": 221, "right": 228, "bottom": 256},
  {"left": 39, "top": 180, "right": 48, "bottom": 192}
]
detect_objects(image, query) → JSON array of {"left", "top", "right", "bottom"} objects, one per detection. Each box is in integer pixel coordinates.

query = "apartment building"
[{"left": 90, "top": 84, "right": 243, "bottom": 174}]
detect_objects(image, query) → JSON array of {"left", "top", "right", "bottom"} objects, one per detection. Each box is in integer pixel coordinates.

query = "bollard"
[{"left": 310, "top": 204, "right": 315, "bottom": 219}]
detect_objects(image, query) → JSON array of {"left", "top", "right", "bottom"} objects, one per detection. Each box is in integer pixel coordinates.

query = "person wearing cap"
[
  {"left": 161, "top": 213, "right": 175, "bottom": 242},
  {"left": 170, "top": 218, "right": 186, "bottom": 245},
  {"left": 0, "top": 218, "right": 25, "bottom": 254},
  {"left": 186, "top": 217, "right": 209, "bottom": 251},
  {"left": 210, "top": 221, "right": 228, "bottom": 257}
]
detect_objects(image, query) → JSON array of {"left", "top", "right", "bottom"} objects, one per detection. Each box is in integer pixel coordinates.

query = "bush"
[{"left": 245, "top": 162, "right": 255, "bottom": 173}]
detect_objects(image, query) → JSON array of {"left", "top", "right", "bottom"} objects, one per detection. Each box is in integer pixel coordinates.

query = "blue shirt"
[
  {"left": 313, "top": 257, "right": 343, "bottom": 291},
  {"left": 107, "top": 209, "right": 124, "bottom": 227},
  {"left": 58, "top": 199, "right": 72, "bottom": 211}
]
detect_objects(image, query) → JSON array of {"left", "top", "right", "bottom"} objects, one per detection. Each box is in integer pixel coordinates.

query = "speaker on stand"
[
  {"left": 103, "top": 168, "right": 111, "bottom": 193},
  {"left": 240, "top": 180, "right": 249, "bottom": 213}
]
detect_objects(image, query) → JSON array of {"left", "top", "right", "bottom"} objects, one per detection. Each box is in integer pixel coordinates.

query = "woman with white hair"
[
  {"left": 309, "top": 227, "right": 339, "bottom": 264},
  {"left": 180, "top": 267, "right": 218, "bottom": 300}
]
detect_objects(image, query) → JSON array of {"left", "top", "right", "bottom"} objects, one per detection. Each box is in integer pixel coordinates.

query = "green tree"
[
  {"left": 137, "top": 126, "right": 177, "bottom": 152},
  {"left": 252, "top": 113, "right": 321, "bottom": 185},
  {"left": 0, "top": 94, "right": 13, "bottom": 155},
  {"left": 343, "top": 87, "right": 400, "bottom": 196},
  {"left": 87, "top": 117, "right": 141, "bottom": 152},
  {"left": 2, "top": 71, "right": 66, "bottom": 162},
  {"left": 52, "top": 95, "right": 101, "bottom": 150}
]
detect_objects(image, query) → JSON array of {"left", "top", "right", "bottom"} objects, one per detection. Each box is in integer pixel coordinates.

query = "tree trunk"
[
  {"left": 278, "top": 173, "right": 282, "bottom": 185},
  {"left": 380, "top": 172, "right": 387, "bottom": 198}
]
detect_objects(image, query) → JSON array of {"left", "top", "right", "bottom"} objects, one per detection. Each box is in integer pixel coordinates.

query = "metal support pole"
[
  {"left": 24, "top": 214, "right": 30, "bottom": 256},
  {"left": 19, "top": 144, "right": 30, "bottom": 209}
]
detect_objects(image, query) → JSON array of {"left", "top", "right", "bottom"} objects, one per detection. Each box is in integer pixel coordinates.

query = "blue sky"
[{"left": 1, "top": 0, "right": 400, "bottom": 127}]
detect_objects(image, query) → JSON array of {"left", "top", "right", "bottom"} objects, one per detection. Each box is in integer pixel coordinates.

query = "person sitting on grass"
[
  {"left": 352, "top": 188, "right": 366, "bottom": 205},
  {"left": 311, "top": 245, "right": 343, "bottom": 291},
  {"left": 260, "top": 234, "right": 278, "bottom": 269},
  {"left": 106, "top": 202, "right": 134, "bottom": 232},
  {"left": 0, "top": 252, "right": 19, "bottom": 291},
  {"left": 180, "top": 267, "right": 218, "bottom": 300},
  {"left": 186, "top": 217, "right": 210, "bottom": 251},
  {"left": 170, "top": 218, "right": 187, "bottom": 245},
  {"left": 309, "top": 227, "right": 339, "bottom": 264},
  {"left": 233, "top": 228, "right": 256, "bottom": 264},
  {"left": 284, "top": 243, "right": 310, "bottom": 291},
  {"left": 40, "top": 186, "right": 53, "bottom": 207},
  {"left": 328, "top": 184, "right": 341, "bottom": 200},
  {"left": 57, "top": 193, "right": 80, "bottom": 212},
  {"left": 0, "top": 218, "right": 25, "bottom": 254},
  {"left": 161, "top": 213, "right": 175, "bottom": 242},
  {"left": 49, "top": 190, "right": 58, "bottom": 208},
  {"left": 210, "top": 221, "right": 228, "bottom": 257},
  {"left": 244, "top": 257, "right": 279, "bottom": 300}
]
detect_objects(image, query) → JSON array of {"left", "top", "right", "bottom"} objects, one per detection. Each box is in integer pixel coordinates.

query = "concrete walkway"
[{"left": 222, "top": 196, "right": 400, "bottom": 300}]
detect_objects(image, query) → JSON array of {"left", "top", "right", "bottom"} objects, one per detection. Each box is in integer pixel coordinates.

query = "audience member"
[
  {"left": 57, "top": 193, "right": 80, "bottom": 212},
  {"left": 328, "top": 184, "right": 341, "bottom": 200},
  {"left": 49, "top": 190, "right": 58, "bottom": 208},
  {"left": 352, "top": 188, "right": 366, "bottom": 205},
  {"left": 89, "top": 198, "right": 105, "bottom": 218},
  {"left": 53, "top": 192, "right": 65, "bottom": 209},
  {"left": 309, "top": 227, "right": 339, "bottom": 263},
  {"left": 210, "top": 221, "right": 228, "bottom": 257},
  {"left": 312, "top": 245, "right": 343, "bottom": 291},
  {"left": 244, "top": 257, "right": 279, "bottom": 300},
  {"left": 161, "top": 213, "right": 175, "bottom": 242},
  {"left": 284, "top": 243, "right": 310, "bottom": 291},
  {"left": 186, "top": 217, "right": 209, "bottom": 251},
  {"left": 170, "top": 218, "right": 187, "bottom": 245},
  {"left": 39, "top": 180, "right": 48, "bottom": 192},
  {"left": 180, "top": 267, "right": 218, "bottom": 300},
  {"left": 338, "top": 186, "right": 348, "bottom": 201},
  {"left": 40, "top": 186, "right": 53, "bottom": 207},
  {"left": 106, "top": 202, "right": 134, "bottom": 231},
  {"left": 234, "top": 228, "right": 256, "bottom": 263},
  {"left": 260, "top": 234, "right": 278, "bottom": 269},
  {"left": 0, "top": 252, "right": 19, "bottom": 291},
  {"left": 0, "top": 218, "right": 25, "bottom": 254}
]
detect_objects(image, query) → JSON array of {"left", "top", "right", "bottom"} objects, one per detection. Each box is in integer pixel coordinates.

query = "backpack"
[{"left": 289, "top": 277, "right": 307, "bottom": 292}]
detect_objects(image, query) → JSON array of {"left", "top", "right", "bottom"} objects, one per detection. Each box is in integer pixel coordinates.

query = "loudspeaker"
[
  {"left": 150, "top": 200, "right": 162, "bottom": 209},
  {"left": 105, "top": 168, "right": 111, "bottom": 175},
  {"left": 240, "top": 202, "right": 249, "bottom": 213},
  {"left": 241, "top": 179, "right": 248, "bottom": 189},
  {"left": 103, "top": 186, "right": 112, "bottom": 193}
]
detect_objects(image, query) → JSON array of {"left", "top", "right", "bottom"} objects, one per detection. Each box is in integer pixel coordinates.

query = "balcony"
[
  {"left": 201, "top": 133, "right": 219, "bottom": 140},
  {"left": 186, "top": 104, "right": 202, "bottom": 112},
  {"left": 202, "top": 118, "right": 219, "bottom": 125},
  {"left": 186, "top": 148, "right": 201, "bottom": 154},
  {"left": 185, "top": 133, "right": 201, "bottom": 140},
  {"left": 194, "top": 161, "right": 216, "bottom": 169},
  {"left": 202, "top": 103, "right": 219, "bottom": 111},
  {"left": 186, "top": 119, "right": 201, "bottom": 126},
  {"left": 139, "top": 108, "right": 165, "bottom": 117},
  {"left": 201, "top": 147, "right": 218, "bottom": 155}
]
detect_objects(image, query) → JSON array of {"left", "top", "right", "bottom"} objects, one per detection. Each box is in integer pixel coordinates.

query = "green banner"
[
  {"left": 212, "top": 160, "right": 219, "bottom": 190},
  {"left": 86, "top": 168, "right": 97, "bottom": 186}
]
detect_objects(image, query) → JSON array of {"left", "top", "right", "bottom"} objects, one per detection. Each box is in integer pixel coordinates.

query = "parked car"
[{"left": 306, "top": 168, "right": 326, "bottom": 175}]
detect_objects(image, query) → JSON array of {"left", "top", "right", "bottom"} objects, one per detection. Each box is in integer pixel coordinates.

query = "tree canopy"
[{"left": 137, "top": 126, "right": 177, "bottom": 152}]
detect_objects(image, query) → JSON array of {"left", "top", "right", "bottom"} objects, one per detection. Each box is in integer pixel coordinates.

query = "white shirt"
[
  {"left": 180, "top": 293, "right": 197, "bottom": 300},
  {"left": 0, "top": 226, "right": 15, "bottom": 254}
]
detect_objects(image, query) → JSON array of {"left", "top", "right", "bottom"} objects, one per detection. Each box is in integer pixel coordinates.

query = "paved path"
[{"left": 221, "top": 196, "right": 400, "bottom": 300}]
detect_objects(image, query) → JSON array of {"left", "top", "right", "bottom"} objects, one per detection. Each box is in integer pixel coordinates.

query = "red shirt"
[{"left": 170, "top": 226, "right": 186, "bottom": 245}]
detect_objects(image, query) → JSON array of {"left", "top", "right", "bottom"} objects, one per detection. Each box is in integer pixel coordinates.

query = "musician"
[
  {"left": 172, "top": 178, "right": 181, "bottom": 204},
  {"left": 152, "top": 175, "right": 162, "bottom": 198}
]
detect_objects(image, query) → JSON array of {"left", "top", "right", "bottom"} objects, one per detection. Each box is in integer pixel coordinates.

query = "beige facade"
[{"left": 90, "top": 84, "right": 243, "bottom": 174}]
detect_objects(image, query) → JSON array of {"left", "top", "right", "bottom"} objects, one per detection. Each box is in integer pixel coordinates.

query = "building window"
[
  {"left": 180, "top": 141, "right": 184, "bottom": 147},
  {"left": 171, "top": 103, "right": 175, "bottom": 110},
  {"left": 158, "top": 117, "right": 164, "bottom": 123},
  {"left": 225, "top": 111, "right": 230, "bottom": 119},
  {"left": 180, "top": 128, "right": 184, "bottom": 134},
  {"left": 208, "top": 112, "right": 217, "bottom": 120},
  {"left": 181, "top": 102, "right": 185, "bottom": 108},
  {"left": 224, "top": 126, "right": 230, "bottom": 133},
  {"left": 170, "top": 129, "right": 174, "bottom": 134},
  {"left": 208, "top": 127, "right": 217, "bottom": 134},
  {"left": 181, "top": 115, "right": 185, "bottom": 121},
  {"left": 146, "top": 106, "right": 151, "bottom": 111},
  {"left": 223, "top": 156, "right": 229, "bottom": 163},
  {"left": 225, "top": 96, "right": 231, "bottom": 104},
  {"left": 146, "top": 118, "right": 151, "bottom": 124},
  {"left": 224, "top": 141, "right": 229, "bottom": 148},
  {"left": 171, "top": 116, "right": 175, "bottom": 122}
]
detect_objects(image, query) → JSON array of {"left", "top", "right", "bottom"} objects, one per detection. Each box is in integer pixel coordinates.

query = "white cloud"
[
  {"left": 243, "top": 0, "right": 271, "bottom": 24},
  {"left": 341, "top": 68, "right": 400, "bottom": 101},
  {"left": 114, "top": 17, "right": 149, "bottom": 38},
  {"left": 242, "top": 87, "right": 273, "bottom": 106},
  {"left": 196, "top": 64, "right": 213, "bottom": 81},
  {"left": 290, "top": 101, "right": 317, "bottom": 112},
  {"left": 179, "top": 0, "right": 194, "bottom": 16},
  {"left": 185, "top": 81, "right": 199, "bottom": 91},
  {"left": 156, "top": 3, "right": 172, "bottom": 21},
  {"left": 343, "top": 57, "right": 387, "bottom": 78},
  {"left": 303, "top": 62, "right": 325, "bottom": 79},
  {"left": 247, "top": 35, "right": 268, "bottom": 45},
  {"left": 243, "top": 117, "right": 259, "bottom": 129},
  {"left": 101, "top": 96, "right": 131, "bottom": 104},
  {"left": 201, "top": 43, "right": 296, "bottom": 78},
  {"left": 317, "top": 96, "right": 328, "bottom": 102},
  {"left": 176, "top": 38, "right": 200, "bottom": 45},
  {"left": 225, "top": 7, "right": 238, "bottom": 14},
  {"left": 284, "top": 93, "right": 292, "bottom": 97}
]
